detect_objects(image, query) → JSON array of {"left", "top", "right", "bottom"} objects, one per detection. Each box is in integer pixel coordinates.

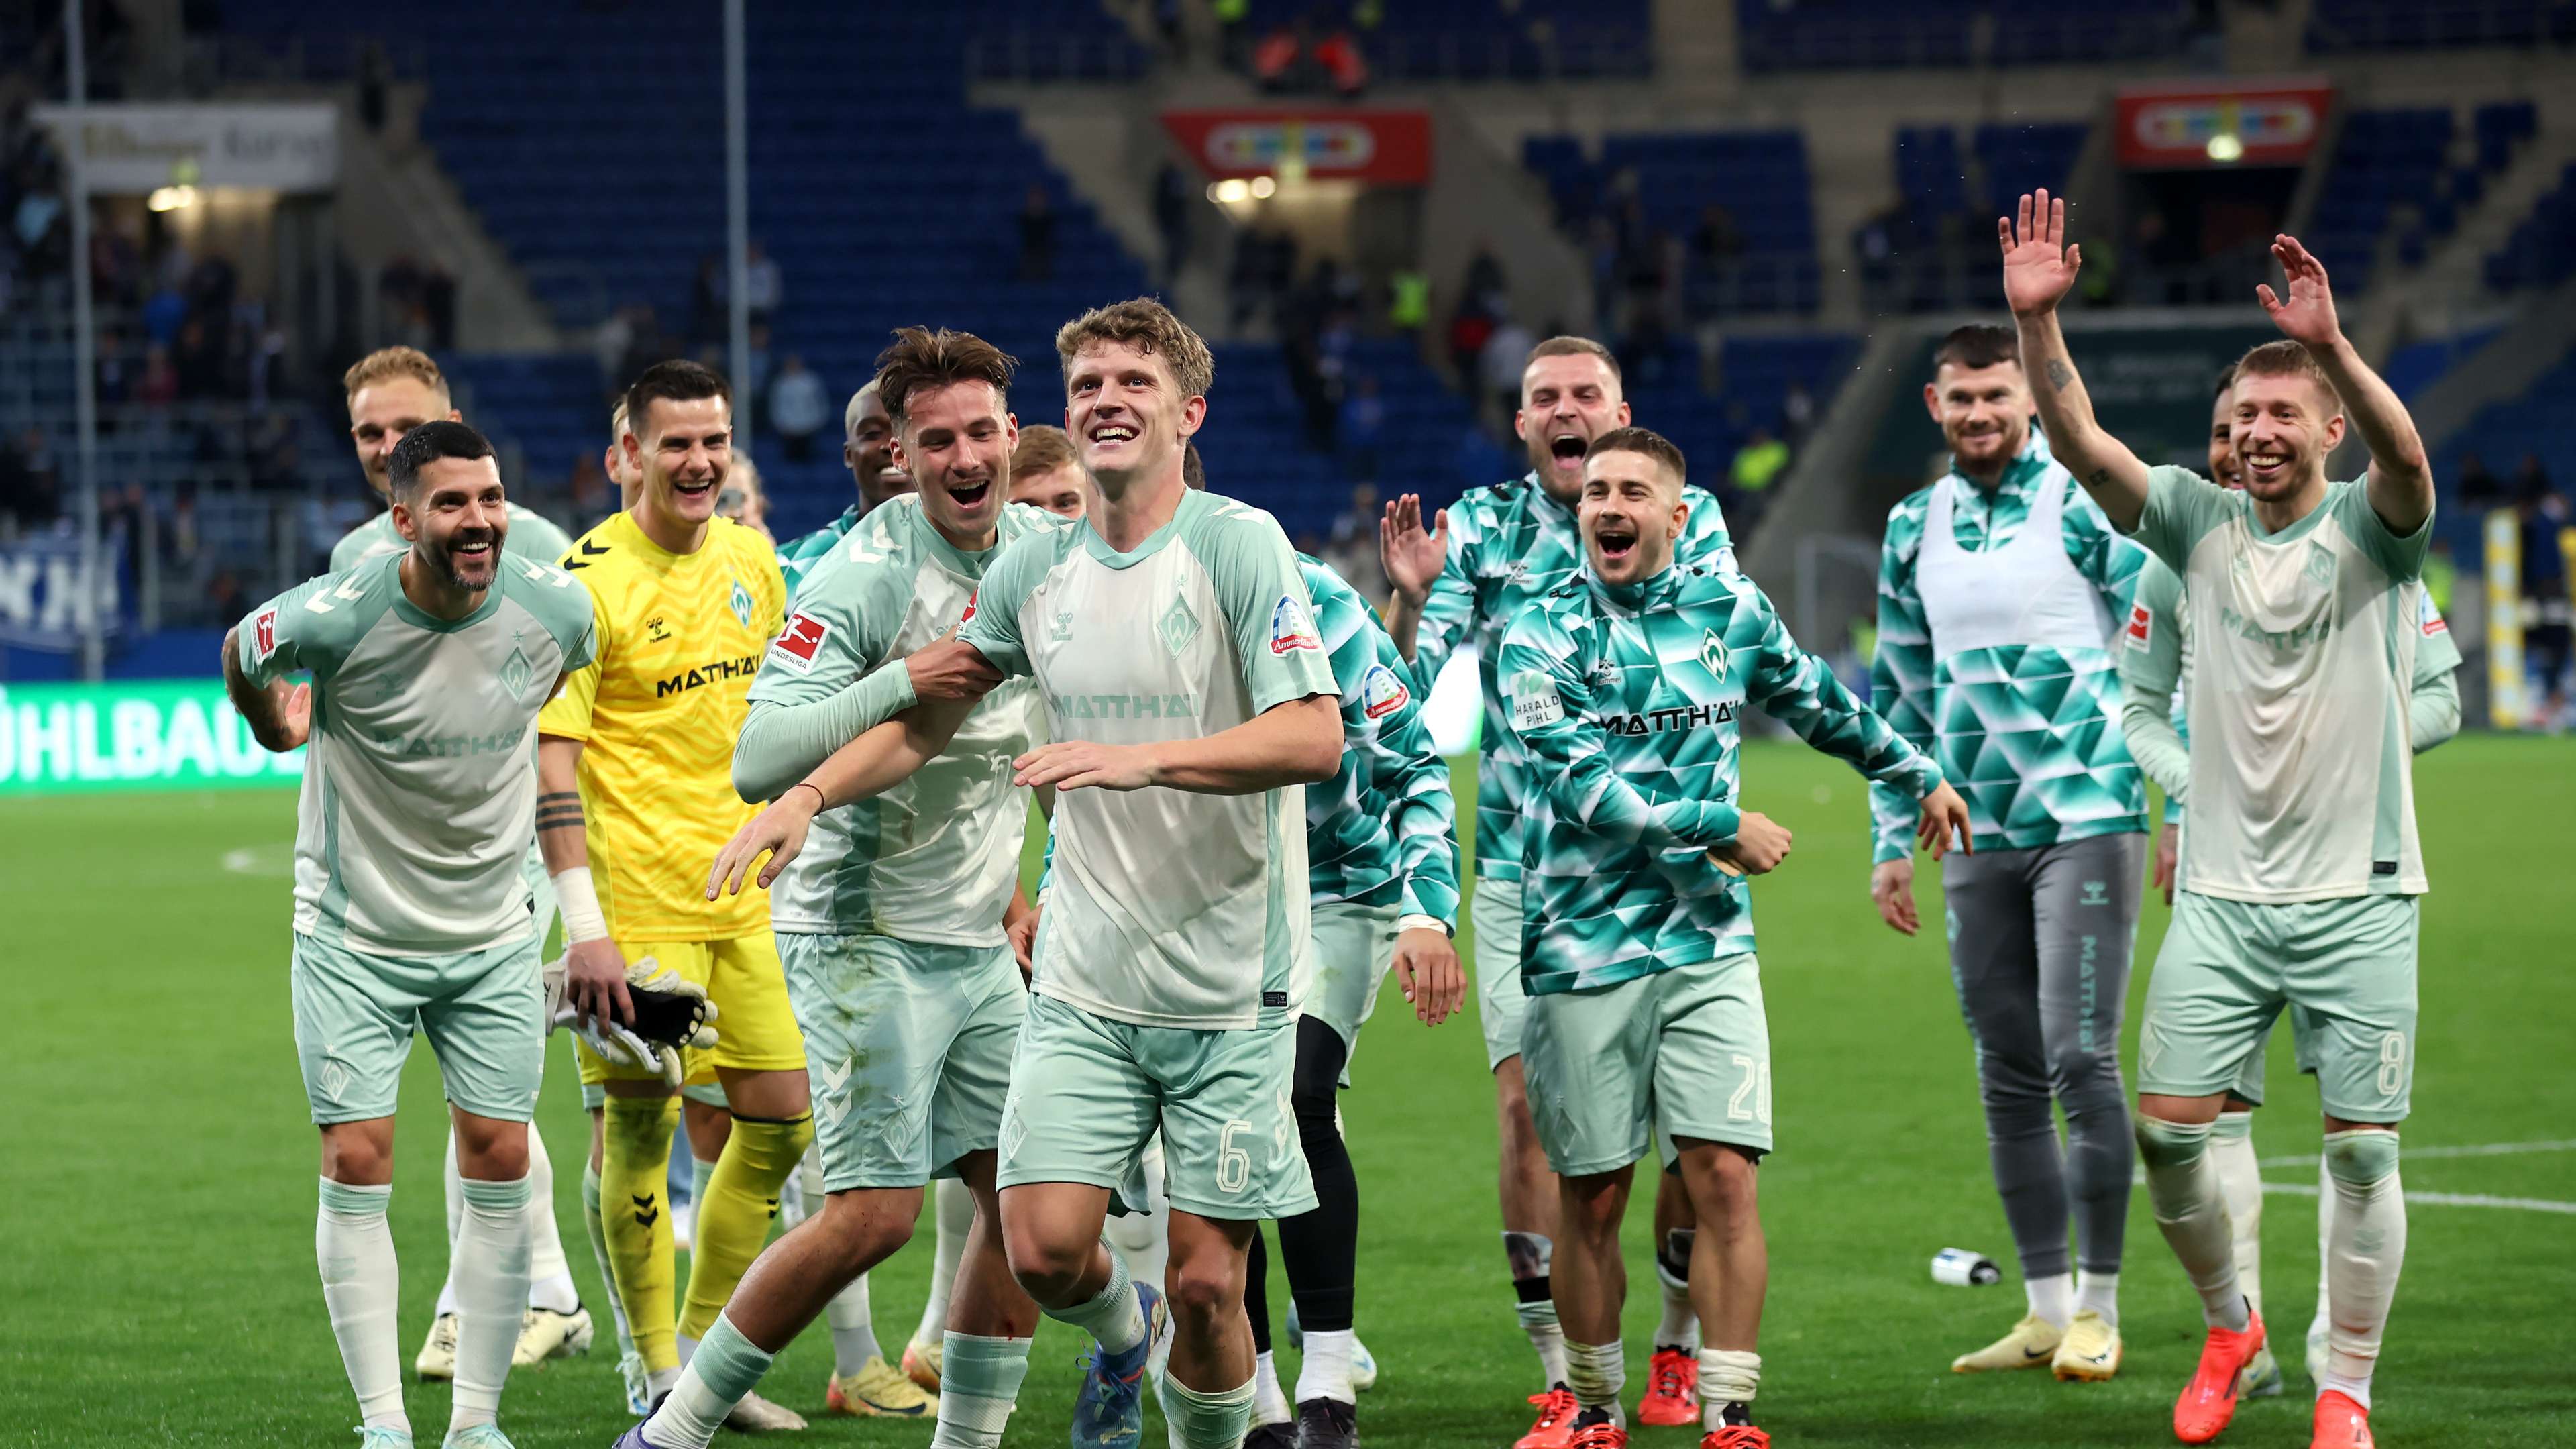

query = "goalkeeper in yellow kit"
[{"left": 537, "top": 360, "right": 813, "bottom": 1429}]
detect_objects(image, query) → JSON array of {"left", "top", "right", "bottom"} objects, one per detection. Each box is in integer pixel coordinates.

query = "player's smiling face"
[
  {"left": 1067, "top": 340, "right": 1203, "bottom": 490},
  {"left": 349, "top": 378, "right": 456, "bottom": 498},
  {"left": 1008, "top": 463, "right": 1087, "bottom": 519},
  {"left": 633, "top": 395, "right": 733, "bottom": 528},
  {"left": 894, "top": 379, "right": 1018, "bottom": 546},
  {"left": 394, "top": 455, "right": 508, "bottom": 593},
  {"left": 1925, "top": 358, "right": 2030, "bottom": 480},
  {"left": 844, "top": 386, "right": 912, "bottom": 511},
  {"left": 2208, "top": 388, "right": 2244, "bottom": 490},
  {"left": 2231, "top": 372, "right": 2346, "bottom": 504},
  {"left": 1580, "top": 449, "right": 1686, "bottom": 587},
  {"left": 1519, "top": 352, "right": 1629, "bottom": 504}
]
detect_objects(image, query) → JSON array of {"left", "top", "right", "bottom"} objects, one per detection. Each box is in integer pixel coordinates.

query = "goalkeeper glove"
[{"left": 543, "top": 955, "right": 722, "bottom": 1087}]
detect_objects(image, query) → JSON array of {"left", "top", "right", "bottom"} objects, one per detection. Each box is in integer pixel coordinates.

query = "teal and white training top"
[
  {"left": 237, "top": 552, "right": 596, "bottom": 955},
  {"left": 961, "top": 488, "right": 1339, "bottom": 1030}
]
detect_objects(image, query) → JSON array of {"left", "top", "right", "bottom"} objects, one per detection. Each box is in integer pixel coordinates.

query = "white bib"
[{"left": 1917, "top": 472, "right": 2115, "bottom": 664}]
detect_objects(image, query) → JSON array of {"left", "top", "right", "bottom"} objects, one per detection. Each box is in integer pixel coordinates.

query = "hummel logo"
[
  {"left": 765, "top": 1196, "right": 781, "bottom": 1221},
  {"left": 631, "top": 1193, "right": 661, "bottom": 1228},
  {"left": 567, "top": 541, "right": 611, "bottom": 570}
]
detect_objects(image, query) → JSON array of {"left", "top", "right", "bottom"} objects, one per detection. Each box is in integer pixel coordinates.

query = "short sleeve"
[
  {"left": 747, "top": 547, "right": 896, "bottom": 707},
  {"left": 2116, "top": 558, "right": 2184, "bottom": 696},
  {"left": 235, "top": 574, "right": 335, "bottom": 687},
  {"left": 958, "top": 531, "right": 1042, "bottom": 680},
  {"left": 508, "top": 506, "right": 578, "bottom": 570},
  {"left": 2329, "top": 478, "right": 2432, "bottom": 584},
  {"left": 1206, "top": 512, "right": 1338, "bottom": 714},
  {"left": 2414, "top": 593, "right": 2463, "bottom": 678},
  {"left": 538, "top": 588, "right": 610, "bottom": 740},
  {"left": 2131, "top": 466, "right": 2236, "bottom": 573}
]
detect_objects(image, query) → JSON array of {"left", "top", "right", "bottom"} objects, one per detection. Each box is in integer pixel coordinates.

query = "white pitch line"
[
  {"left": 2256, "top": 1139, "right": 2576, "bottom": 1168},
  {"left": 2261, "top": 1181, "right": 2576, "bottom": 1214}
]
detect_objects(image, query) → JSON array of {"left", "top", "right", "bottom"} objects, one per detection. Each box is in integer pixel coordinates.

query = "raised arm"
[
  {"left": 706, "top": 693, "right": 977, "bottom": 898},
  {"left": 1379, "top": 492, "right": 1473, "bottom": 681},
  {"left": 2257, "top": 234, "right": 2433, "bottom": 535},
  {"left": 2003, "top": 190, "right": 2150, "bottom": 530}
]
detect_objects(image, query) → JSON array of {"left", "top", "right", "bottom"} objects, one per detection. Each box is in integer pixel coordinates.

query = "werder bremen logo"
[
  {"left": 1159, "top": 592, "right": 1201, "bottom": 656},
  {"left": 1699, "top": 627, "right": 1729, "bottom": 678},
  {"left": 498, "top": 643, "right": 535, "bottom": 699},
  {"left": 728, "top": 578, "right": 755, "bottom": 630}
]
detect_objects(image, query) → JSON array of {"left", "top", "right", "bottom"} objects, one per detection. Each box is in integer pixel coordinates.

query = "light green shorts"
[
  {"left": 782, "top": 932, "right": 1022, "bottom": 1192},
  {"left": 1521, "top": 951, "right": 1772, "bottom": 1176},
  {"left": 1306, "top": 899, "right": 1399, "bottom": 1084},
  {"left": 2142, "top": 891, "right": 2418, "bottom": 1124},
  {"left": 2229, "top": 1004, "right": 2324, "bottom": 1106},
  {"left": 1000, "top": 992, "right": 1316, "bottom": 1221},
  {"left": 1471, "top": 875, "right": 1527, "bottom": 1070},
  {"left": 290, "top": 932, "right": 544, "bottom": 1126}
]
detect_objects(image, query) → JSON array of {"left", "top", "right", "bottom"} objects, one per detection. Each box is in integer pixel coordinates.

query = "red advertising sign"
[
  {"left": 2115, "top": 79, "right": 2335, "bottom": 170},
  {"left": 1161, "top": 109, "right": 1432, "bottom": 185}
]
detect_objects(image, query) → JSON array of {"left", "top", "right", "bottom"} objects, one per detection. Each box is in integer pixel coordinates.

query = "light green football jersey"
[
  {"left": 237, "top": 551, "right": 596, "bottom": 953},
  {"left": 1867, "top": 431, "right": 2148, "bottom": 863},
  {"left": 1299, "top": 553, "right": 1461, "bottom": 930},
  {"left": 2129, "top": 466, "right": 2435, "bottom": 902},
  {"left": 961, "top": 488, "right": 1339, "bottom": 1030},
  {"left": 331, "top": 501, "right": 576, "bottom": 574},
  {"left": 747, "top": 496, "right": 1059, "bottom": 943},
  {"left": 777, "top": 502, "right": 864, "bottom": 600},
  {"left": 1499, "top": 560, "right": 1941, "bottom": 994},
  {"left": 1409, "top": 474, "right": 1733, "bottom": 881}
]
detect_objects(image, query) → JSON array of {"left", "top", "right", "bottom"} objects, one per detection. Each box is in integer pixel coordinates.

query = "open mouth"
[
  {"left": 1548, "top": 433, "right": 1587, "bottom": 470},
  {"left": 674, "top": 478, "right": 716, "bottom": 502},
  {"left": 1088, "top": 423, "right": 1138, "bottom": 452},
  {"left": 947, "top": 479, "right": 993, "bottom": 508},
  {"left": 1593, "top": 522, "right": 1639, "bottom": 564},
  {"left": 2242, "top": 448, "right": 2290, "bottom": 483},
  {"left": 451, "top": 535, "right": 496, "bottom": 564}
]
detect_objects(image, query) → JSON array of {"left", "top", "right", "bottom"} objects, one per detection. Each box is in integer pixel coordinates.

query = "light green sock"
[
  {"left": 1041, "top": 1245, "right": 1145, "bottom": 1355},
  {"left": 930, "top": 1332, "right": 1033, "bottom": 1449},
  {"left": 1161, "top": 1373, "right": 1256, "bottom": 1449},
  {"left": 642, "top": 1313, "right": 774, "bottom": 1449}
]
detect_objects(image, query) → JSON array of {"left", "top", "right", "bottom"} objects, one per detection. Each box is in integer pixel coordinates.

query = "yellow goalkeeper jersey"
[{"left": 540, "top": 511, "right": 784, "bottom": 940}]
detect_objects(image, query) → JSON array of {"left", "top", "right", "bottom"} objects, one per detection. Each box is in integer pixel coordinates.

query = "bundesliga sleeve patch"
[
  {"left": 768, "top": 612, "right": 831, "bottom": 673},
  {"left": 1360, "top": 662, "right": 1411, "bottom": 720},
  {"left": 2123, "top": 602, "right": 2153, "bottom": 650},
  {"left": 1508, "top": 668, "right": 1564, "bottom": 731},
  {"left": 252, "top": 606, "right": 279, "bottom": 664},
  {"left": 1270, "top": 595, "right": 1323, "bottom": 655},
  {"left": 2420, "top": 598, "right": 2447, "bottom": 635},
  {"left": 960, "top": 588, "right": 979, "bottom": 623}
]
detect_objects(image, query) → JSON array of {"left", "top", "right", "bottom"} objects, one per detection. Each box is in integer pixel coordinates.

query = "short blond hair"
[
  {"left": 1525, "top": 335, "right": 1619, "bottom": 384},
  {"left": 343, "top": 346, "right": 447, "bottom": 402},
  {"left": 1012, "top": 424, "right": 1077, "bottom": 480},
  {"left": 2233, "top": 340, "right": 2343, "bottom": 417},
  {"left": 609, "top": 398, "right": 629, "bottom": 445},
  {"left": 1055, "top": 297, "right": 1214, "bottom": 400}
]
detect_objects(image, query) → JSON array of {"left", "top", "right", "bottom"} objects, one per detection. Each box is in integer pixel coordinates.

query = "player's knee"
[
  {"left": 319, "top": 1131, "right": 392, "bottom": 1185},
  {"left": 1556, "top": 1175, "right": 1626, "bottom": 1240},
  {"left": 2133, "top": 1114, "right": 2212, "bottom": 1169},
  {"left": 1001, "top": 1224, "right": 1092, "bottom": 1303},
  {"left": 2322, "top": 1128, "right": 2400, "bottom": 1188},
  {"left": 813, "top": 1193, "right": 914, "bottom": 1274},
  {"left": 1163, "top": 1250, "right": 1244, "bottom": 1328},
  {"left": 2047, "top": 1040, "right": 2121, "bottom": 1099}
]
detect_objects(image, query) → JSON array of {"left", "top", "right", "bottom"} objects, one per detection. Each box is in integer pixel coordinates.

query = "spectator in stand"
[
  {"left": 206, "top": 566, "right": 246, "bottom": 621},
  {"left": 1324, "top": 481, "right": 1383, "bottom": 603},
  {"left": 1387, "top": 266, "right": 1429, "bottom": 336},
  {"left": 768, "top": 354, "right": 830, "bottom": 462},
  {"left": 1018, "top": 182, "right": 1058, "bottom": 282},
  {"left": 138, "top": 343, "right": 177, "bottom": 406},
  {"left": 1481, "top": 311, "right": 1536, "bottom": 433},
  {"left": 1340, "top": 374, "right": 1386, "bottom": 482},
  {"left": 0, "top": 425, "right": 60, "bottom": 532},
  {"left": 568, "top": 451, "right": 610, "bottom": 525},
  {"left": 1782, "top": 380, "right": 1817, "bottom": 446},
  {"left": 741, "top": 239, "right": 782, "bottom": 325},
  {"left": 718, "top": 453, "right": 773, "bottom": 542},
  {"left": 1447, "top": 305, "right": 1495, "bottom": 403},
  {"left": 1464, "top": 244, "right": 1508, "bottom": 317},
  {"left": 1153, "top": 160, "right": 1193, "bottom": 286},
  {"left": 2457, "top": 451, "right": 2503, "bottom": 506}
]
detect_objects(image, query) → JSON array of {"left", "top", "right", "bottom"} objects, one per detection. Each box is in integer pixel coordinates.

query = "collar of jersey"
[
  {"left": 1079, "top": 488, "right": 1197, "bottom": 570},
  {"left": 1948, "top": 423, "right": 2053, "bottom": 500},
  {"left": 2239, "top": 476, "right": 2355, "bottom": 545},
  {"left": 910, "top": 500, "right": 1002, "bottom": 576},
  {"left": 1521, "top": 470, "right": 1579, "bottom": 526},
  {"left": 382, "top": 551, "right": 505, "bottom": 633},
  {"left": 1592, "top": 560, "right": 1684, "bottom": 616}
]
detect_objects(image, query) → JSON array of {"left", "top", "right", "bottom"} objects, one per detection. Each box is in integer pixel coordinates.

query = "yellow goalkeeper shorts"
[{"left": 574, "top": 929, "right": 807, "bottom": 1087}]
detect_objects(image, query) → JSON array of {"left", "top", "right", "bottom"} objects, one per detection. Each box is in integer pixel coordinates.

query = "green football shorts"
[
  {"left": 2141, "top": 891, "right": 2418, "bottom": 1124},
  {"left": 1470, "top": 875, "right": 1527, "bottom": 1071},
  {"left": 1306, "top": 899, "right": 1400, "bottom": 1084},
  {"left": 290, "top": 932, "right": 543, "bottom": 1126},
  {"left": 1521, "top": 951, "right": 1773, "bottom": 1176},
  {"left": 781, "top": 932, "right": 1022, "bottom": 1192},
  {"left": 1000, "top": 992, "right": 1315, "bottom": 1220}
]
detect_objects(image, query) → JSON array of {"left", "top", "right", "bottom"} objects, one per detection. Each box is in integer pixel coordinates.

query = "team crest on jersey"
[
  {"left": 1269, "top": 596, "right": 1322, "bottom": 655},
  {"left": 1360, "top": 663, "right": 1411, "bottom": 720},
  {"left": 728, "top": 578, "right": 756, "bottom": 630},
  {"left": 252, "top": 606, "right": 278, "bottom": 663},
  {"left": 2125, "top": 602, "right": 2153, "bottom": 649},
  {"left": 769, "top": 612, "right": 831, "bottom": 673},
  {"left": 498, "top": 643, "right": 535, "bottom": 700},
  {"left": 1699, "top": 628, "right": 1729, "bottom": 678},
  {"left": 2302, "top": 545, "right": 2337, "bottom": 587}
]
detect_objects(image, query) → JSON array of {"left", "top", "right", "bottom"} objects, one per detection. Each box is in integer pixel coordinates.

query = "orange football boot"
[
  {"left": 2310, "top": 1389, "right": 2374, "bottom": 1448},
  {"left": 2174, "top": 1309, "right": 2266, "bottom": 1444},
  {"left": 1515, "top": 1385, "right": 1580, "bottom": 1449},
  {"left": 1637, "top": 1348, "right": 1701, "bottom": 1426}
]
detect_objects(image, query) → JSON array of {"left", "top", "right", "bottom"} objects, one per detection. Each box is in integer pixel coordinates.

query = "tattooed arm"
[{"left": 2000, "top": 189, "right": 2151, "bottom": 530}]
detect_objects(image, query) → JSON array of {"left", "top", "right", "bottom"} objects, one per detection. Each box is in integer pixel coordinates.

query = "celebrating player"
[
  {"left": 2006, "top": 191, "right": 2438, "bottom": 1449},
  {"left": 1868, "top": 323, "right": 2151, "bottom": 1379},
  {"left": 331, "top": 346, "right": 596, "bottom": 1383},
  {"left": 2117, "top": 364, "right": 2464, "bottom": 1403},
  {"left": 775, "top": 380, "right": 916, "bottom": 594},
  {"left": 1007, "top": 423, "right": 1089, "bottom": 518},
  {"left": 1497, "top": 427, "right": 1970, "bottom": 1449},
  {"left": 228, "top": 421, "right": 598, "bottom": 1449},
  {"left": 709, "top": 298, "right": 1344, "bottom": 1449},
  {"left": 1377, "top": 337, "right": 1730, "bottom": 1443},
  {"left": 537, "top": 360, "right": 812, "bottom": 1432}
]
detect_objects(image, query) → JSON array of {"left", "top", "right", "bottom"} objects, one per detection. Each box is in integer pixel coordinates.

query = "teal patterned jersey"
[
  {"left": 1300, "top": 554, "right": 1462, "bottom": 931},
  {"left": 1867, "top": 431, "right": 2149, "bottom": 863},
  {"left": 1410, "top": 473, "right": 1733, "bottom": 882},
  {"left": 1501, "top": 561, "right": 1941, "bottom": 995},
  {"left": 777, "top": 503, "right": 863, "bottom": 600}
]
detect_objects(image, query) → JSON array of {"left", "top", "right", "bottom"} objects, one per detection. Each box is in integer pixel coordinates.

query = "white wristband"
[
  {"left": 1398, "top": 912, "right": 1450, "bottom": 938},
  {"left": 552, "top": 865, "right": 609, "bottom": 945}
]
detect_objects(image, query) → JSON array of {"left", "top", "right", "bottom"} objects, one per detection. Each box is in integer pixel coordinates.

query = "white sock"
[
  {"left": 1042, "top": 1247, "right": 1147, "bottom": 1356},
  {"left": 2135, "top": 1118, "right": 2248, "bottom": 1330},
  {"left": 1698, "top": 1348, "right": 1759, "bottom": 1420},
  {"left": 2076, "top": 1270, "right": 2121, "bottom": 1328},
  {"left": 317, "top": 1178, "right": 405, "bottom": 1432},
  {"left": 434, "top": 1130, "right": 465, "bottom": 1320},
  {"left": 1295, "top": 1328, "right": 1356, "bottom": 1405},
  {"left": 1252, "top": 1349, "right": 1291, "bottom": 1425},
  {"left": 826, "top": 1272, "right": 881, "bottom": 1376},
  {"left": 2313, "top": 1151, "right": 2334, "bottom": 1335},
  {"left": 2322, "top": 1132, "right": 2406, "bottom": 1412},
  {"left": 1524, "top": 1313, "right": 1570, "bottom": 1389},
  {"left": 1564, "top": 1338, "right": 1625, "bottom": 1424},
  {"left": 1654, "top": 1241, "right": 1697, "bottom": 1349},
  {"left": 449, "top": 1174, "right": 534, "bottom": 1433},
  {"left": 523, "top": 1127, "right": 578, "bottom": 1310},
  {"left": 649, "top": 1363, "right": 684, "bottom": 1397},
  {"left": 2210, "top": 1111, "right": 2265, "bottom": 1316},
  {"left": 918, "top": 1175, "right": 975, "bottom": 1344},
  {"left": 2023, "top": 1271, "right": 2074, "bottom": 1329},
  {"left": 928, "top": 1332, "right": 1030, "bottom": 1449}
]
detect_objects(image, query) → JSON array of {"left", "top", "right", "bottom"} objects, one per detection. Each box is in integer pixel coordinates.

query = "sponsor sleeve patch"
[
  {"left": 1360, "top": 662, "right": 1411, "bottom": 720},
  {"left": 2420, "top": 596, "right": 2447, "bottom": 635},
  {"left": 1507, "top": 667, "right": 1565, "bottom": 731},
  {"left": 767, "top": 611, "right": 831, "bottom": 672},
  {"left": 252, "top": 607, "right": 279, "bottom": 664},
  {"left": 1269, "top": 594, "right": 1322, "bottom": 655},
  {"left": 959, "top": 588, "right": 978, "bottom": 623},
  {"left": 2123, "top": 602, "right": 2153, "bottom": 649}
]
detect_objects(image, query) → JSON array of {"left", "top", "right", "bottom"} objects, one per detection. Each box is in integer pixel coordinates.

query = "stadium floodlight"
[
  {"left": 2206, "top": 131, "right": 2245, "bottom": 163},
  {"left": 1249, "top": 174, "right": 1278, "bottom": 199}
]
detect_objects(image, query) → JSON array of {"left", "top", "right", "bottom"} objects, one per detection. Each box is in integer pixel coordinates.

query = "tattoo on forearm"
[
  {"left": 2045, "top": 359, "right": 2075, "bottom": 391},
  {"left": 535, "top": 790, "right": 585, "bottom": 833},
  {"left": 2087, "top": 468, "right": 2114, "bottom": 489}
]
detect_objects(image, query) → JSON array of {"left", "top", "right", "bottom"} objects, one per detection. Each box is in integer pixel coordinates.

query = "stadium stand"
[
  {"left": 1232, "top": 0, "right": 1652, "bottom": 82},
  {"left": 2306, "top": 0, "right": 2576, "bottom": 53},
  {"left": 2485, "top": 161, "right": 2576, "bottom": 292},
  {"left": 1878, "top": 121, "right": 2087, "bottom": 313},
  {"left": 1738, "top": 0, "right": 2190, "bottom": 72},
  {"left": 1521, "top": 129, "right": 1822, "bottom": 315}
]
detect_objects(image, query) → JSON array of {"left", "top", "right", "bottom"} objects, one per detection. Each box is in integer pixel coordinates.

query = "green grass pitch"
[{"left": 9, "top": 734, "right": 2573, "bottom": 1446}]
